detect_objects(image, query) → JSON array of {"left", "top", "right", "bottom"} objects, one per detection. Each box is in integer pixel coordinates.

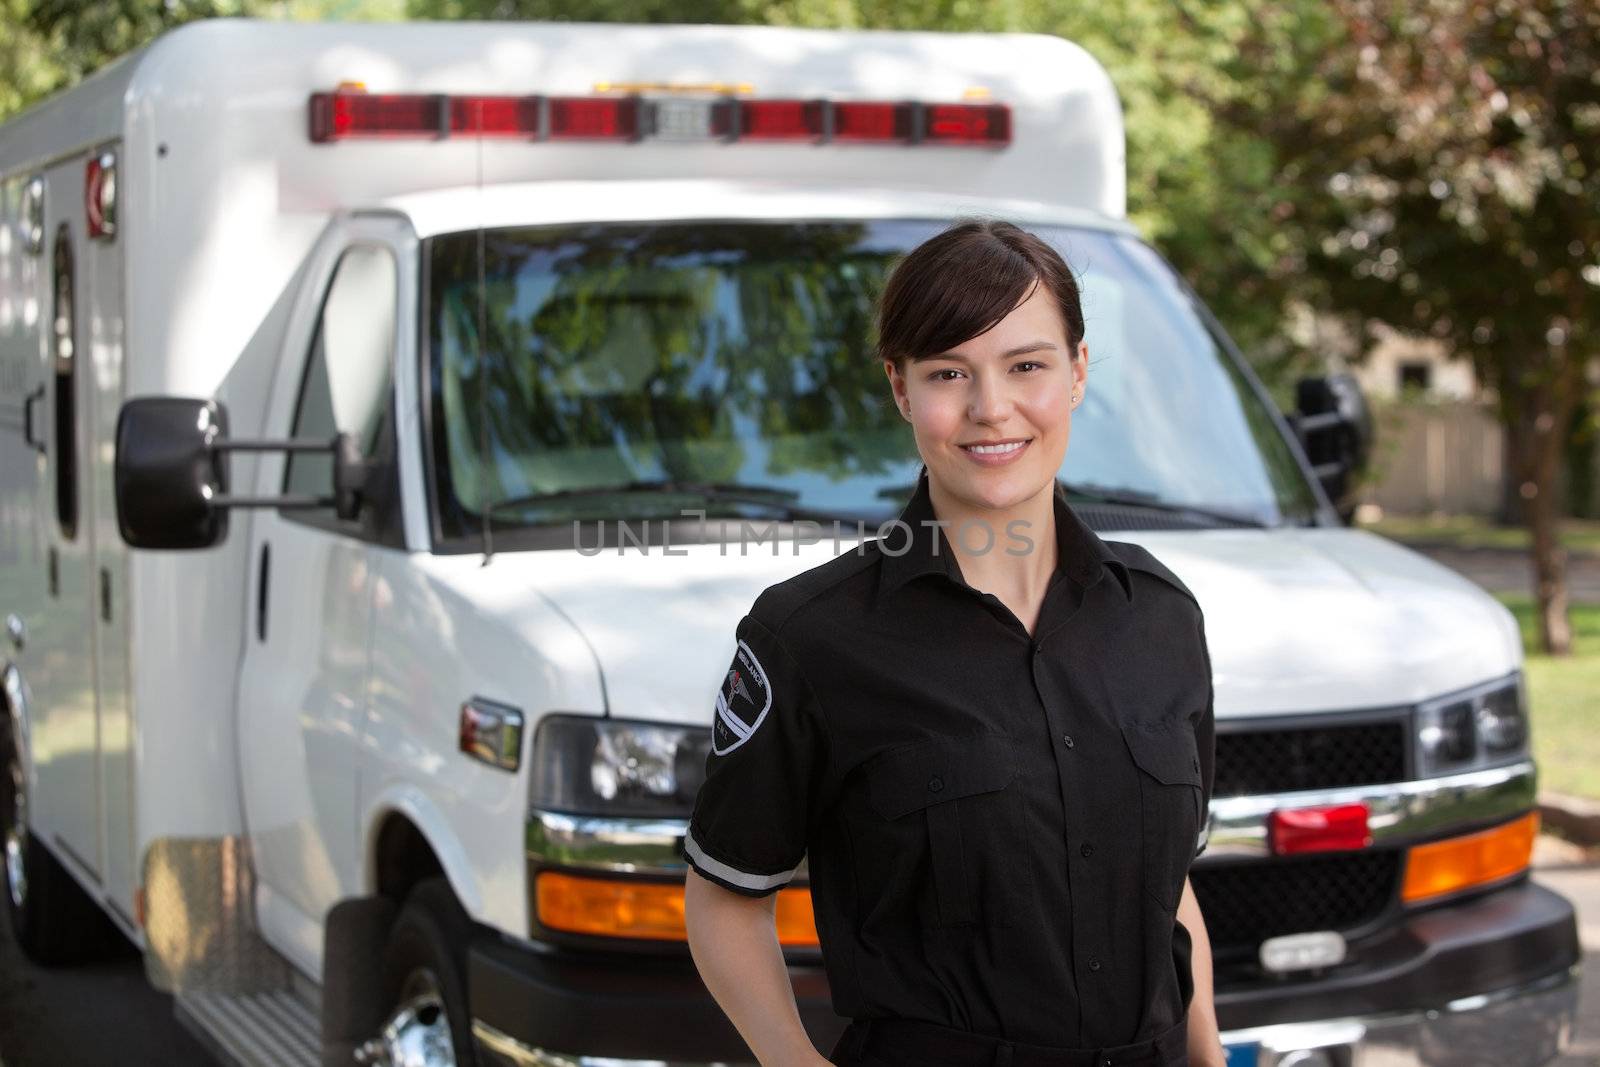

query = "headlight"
[
  {"left": 530, "top": 714, "right": 712, "bottom": 818},
  {"left": 1415, "top": 672, "right": 1528, "bottom": 777}
]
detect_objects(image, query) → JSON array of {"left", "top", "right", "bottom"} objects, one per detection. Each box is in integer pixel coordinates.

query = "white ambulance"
[{"left": 0, "top": 17, "right": 1578, "bottom": 1067}]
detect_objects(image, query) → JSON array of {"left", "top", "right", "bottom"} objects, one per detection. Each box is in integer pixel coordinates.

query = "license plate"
[{"left": 1224, "top": 1043, "right": 1260, "bottom": 1067}]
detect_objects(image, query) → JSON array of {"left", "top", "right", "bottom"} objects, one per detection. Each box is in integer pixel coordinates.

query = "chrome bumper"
[
  {"left": 473, "top": 963, "right": 1580, "bottom": 1067},
  {"left": 1218, "top": 964, "right": 1580, "bottom": 1067}
]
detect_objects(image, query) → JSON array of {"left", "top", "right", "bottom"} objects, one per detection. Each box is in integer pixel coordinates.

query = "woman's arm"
[
  {"left": 1178, "top": 875, "right": 1228, "bottom": 1067},
  {"left": 685, "top": 868, "right": 834, "bottom": 1067}
]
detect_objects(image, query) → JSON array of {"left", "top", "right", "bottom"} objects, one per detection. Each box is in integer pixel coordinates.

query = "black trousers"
[{"left": 828, "top": 1013, "right": 1190, "bottom": 1067}]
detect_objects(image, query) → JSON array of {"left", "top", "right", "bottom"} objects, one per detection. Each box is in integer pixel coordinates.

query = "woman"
[{"left": 683, "top": 220, "right": 1227, "bottom": 1067}]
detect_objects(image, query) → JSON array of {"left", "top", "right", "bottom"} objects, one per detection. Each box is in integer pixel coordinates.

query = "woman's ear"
[{"left": 884, "top": 358, "right": 912, "bottom": 420}]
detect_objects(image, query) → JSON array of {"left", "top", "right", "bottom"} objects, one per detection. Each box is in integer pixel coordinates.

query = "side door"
[
  {"left": 26, "top": 159, "right": 101, "bottom": 883},
  {"left": 235, "top": 218, "right": 411, "bottom": 974}
]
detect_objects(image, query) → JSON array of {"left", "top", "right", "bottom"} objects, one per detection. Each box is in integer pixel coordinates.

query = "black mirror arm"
[{"left": 208, "top": 432, "right": 367, "bottom": 519}]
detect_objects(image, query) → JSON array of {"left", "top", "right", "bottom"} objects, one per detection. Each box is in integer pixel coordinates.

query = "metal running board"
[{"left": 176, "top": 984, "right": 322, "bottom": 1067}]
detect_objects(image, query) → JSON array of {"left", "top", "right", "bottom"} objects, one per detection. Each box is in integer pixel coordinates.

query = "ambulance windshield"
[{"left": 424, "top": 220, "right": 1319, "bottom": 547}]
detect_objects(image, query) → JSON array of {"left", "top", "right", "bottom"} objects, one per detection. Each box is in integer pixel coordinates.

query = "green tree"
[
  {"left": 0, "top": 0, "right": 403, "bottom": 120},
  {"left": 1225, "top": 0, "right": 1599, "bottom": 654}
]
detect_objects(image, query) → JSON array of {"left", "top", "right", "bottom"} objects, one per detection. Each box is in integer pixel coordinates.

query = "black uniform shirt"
[{"left": 686, "top": 466, "right": 1216, "bottom": 1049}]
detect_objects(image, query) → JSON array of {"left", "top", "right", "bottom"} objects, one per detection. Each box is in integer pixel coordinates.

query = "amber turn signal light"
[
  {"left": 1401, "top": 811, "right": 1538, "bottom": 904},
  {"left": 536, "top": 870, "right": 820, "bottom": 946}
]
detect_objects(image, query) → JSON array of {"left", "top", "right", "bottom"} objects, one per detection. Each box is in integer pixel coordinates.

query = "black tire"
[
  {"left": 374, "top": 877, "right": 478, "bottom": 1066},
  {"left": 0, "top": 712, "right": 118, "bottom": 965}
]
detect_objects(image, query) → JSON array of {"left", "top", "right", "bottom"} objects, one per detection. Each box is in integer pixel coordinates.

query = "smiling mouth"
[{"left": 960, "top": 438, "right": 1032, "bottom": 456}]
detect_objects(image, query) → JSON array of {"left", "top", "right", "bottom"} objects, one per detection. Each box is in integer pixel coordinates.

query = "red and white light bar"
[{"left": 308, "top": 89, "right": 1010, "bottom": 148}]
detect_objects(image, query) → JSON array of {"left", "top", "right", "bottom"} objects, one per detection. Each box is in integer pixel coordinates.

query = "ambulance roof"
[{"left": 3, "top": 18, "right": 1128, "bottom": 221}]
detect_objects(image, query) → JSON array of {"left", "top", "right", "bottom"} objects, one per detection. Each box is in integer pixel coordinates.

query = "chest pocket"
[
  {"left": 865, "top": 731, "right": 1027, "bottom": 929},
  {"left": 1121, "top": 718, "right": 1204, "bottom": 913}
]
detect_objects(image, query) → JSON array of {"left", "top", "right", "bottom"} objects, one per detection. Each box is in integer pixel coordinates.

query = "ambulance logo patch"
[{"left": 712, "top": 639, "right": 773, "bottom": 755}]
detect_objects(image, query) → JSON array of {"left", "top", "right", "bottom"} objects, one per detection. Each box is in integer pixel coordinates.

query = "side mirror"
[
  {"left": 114, "top": 396, "right": 367, "bottom": 550},
  {"left": 1288, "top": 372, "right": 1373, "bottom": 523}
]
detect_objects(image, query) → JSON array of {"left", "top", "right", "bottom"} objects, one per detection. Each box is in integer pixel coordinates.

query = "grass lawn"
[
  {"left": 1366, "top": 513, "right": 1600, "bottom": 556},
  {"left": 1495, "top": 594, "right": 1600, "bottom": 800}
]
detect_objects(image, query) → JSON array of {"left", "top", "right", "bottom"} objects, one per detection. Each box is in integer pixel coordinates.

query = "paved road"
[
  {"left": 1407, "top": 542, "right": 1600, "bottom": 602},
  {"left": 1536, "top": 837, "right": 1600, "bottom": 1067},
  {"left": 0, "top": 846, "right": 1595, "bottom": 1066},
  {"left": 0, "top": 898, "right": 214, "bottom": 1066}
]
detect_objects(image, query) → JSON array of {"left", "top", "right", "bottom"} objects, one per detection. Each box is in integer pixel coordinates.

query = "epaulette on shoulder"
[
  {"left": 1105, "top": 541, "right": 1201, "bottom": 612},
  {"left": 749, "top": 544, "right": 880, "bottom": 634}
]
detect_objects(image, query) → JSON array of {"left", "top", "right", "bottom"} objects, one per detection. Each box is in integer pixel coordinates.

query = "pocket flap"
[
  {"left": 1120, "top": 718, "right": 1202, "bottom": 787},
  {"left": 867, "top": 731, "right": 1019, "bottom": 820}
]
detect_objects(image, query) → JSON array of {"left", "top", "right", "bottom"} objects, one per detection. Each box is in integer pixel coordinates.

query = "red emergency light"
[
  {"left": 451, "top": 95, "right": 541, "bottom": 136},
  {"left": 547, "top": 96, "right": 642, "bottom": 141},
  {"left": 308, "top": 89, "right": 1011, "bottom": 148},
  {"left": 310, "top": 92, "right": 445, "bottom": 142},
  {"left": 922, "top": 102, "right": 1011, "bottom": 145},
  {"left": 1268, "top": 803, "right": 1373, "bottom": 856},
  {"left": 830, "top": 102, "right": 908, "bottom": 143},
  {"left": 735, "top": 99, "right": 826, "bottom": 141}
]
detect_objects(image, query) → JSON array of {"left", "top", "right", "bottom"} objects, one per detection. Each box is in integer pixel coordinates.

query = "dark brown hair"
[{"left": 875, "top": 219, "right": 1085, "bottom": 366}]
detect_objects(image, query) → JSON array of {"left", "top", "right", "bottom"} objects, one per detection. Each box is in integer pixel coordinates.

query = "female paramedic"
[{"left": 683, "top": 220, "right": 1227, "bottom": 1067}]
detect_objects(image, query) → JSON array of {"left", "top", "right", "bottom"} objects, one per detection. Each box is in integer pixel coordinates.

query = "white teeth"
[{"left": 964, "top": 441, "right": 1026, "bottom": 455}]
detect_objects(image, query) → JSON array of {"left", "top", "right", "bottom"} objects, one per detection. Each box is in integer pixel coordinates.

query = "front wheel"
[{"left": 355, "top": 877, "right": 477, "bottom": 1067}]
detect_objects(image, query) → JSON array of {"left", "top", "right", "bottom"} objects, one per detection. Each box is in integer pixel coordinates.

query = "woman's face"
[{"left": 884, "top": 280, "right": 1089, "bottom": 515}]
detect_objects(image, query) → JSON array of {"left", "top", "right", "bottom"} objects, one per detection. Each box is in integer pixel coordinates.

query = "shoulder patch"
[
  {"left": 712, "top": 639, "right": 774, "bottom": 755},
  {"left": 1104, "top": 541, "right": 1201, "bottom": 611}
]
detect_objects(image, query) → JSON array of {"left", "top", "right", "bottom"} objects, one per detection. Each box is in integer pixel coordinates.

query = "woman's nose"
[{"left": 967, "top": 374, "right": 1014, "bottom": 423}]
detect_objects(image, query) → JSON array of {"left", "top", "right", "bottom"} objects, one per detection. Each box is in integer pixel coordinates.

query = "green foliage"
[{"left": 0, "top": 0, "right": 402, "bottom": 121}]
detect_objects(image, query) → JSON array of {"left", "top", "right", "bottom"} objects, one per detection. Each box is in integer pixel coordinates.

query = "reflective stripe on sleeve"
[{"left": 684, "top": 827, "right": 799, "bottom": 892}]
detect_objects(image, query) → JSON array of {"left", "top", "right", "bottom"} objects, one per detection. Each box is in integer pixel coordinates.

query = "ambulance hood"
[{"left": 507, "top": 525, "right": 1521, "bottom": 727}]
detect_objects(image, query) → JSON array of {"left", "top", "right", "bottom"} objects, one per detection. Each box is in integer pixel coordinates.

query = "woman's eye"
[
  {"left": 1015, "top": 361, "right": 1045, "bottom": 372},
  {"left": 929, "top": 368, "right": 962, "bottom": 382}
]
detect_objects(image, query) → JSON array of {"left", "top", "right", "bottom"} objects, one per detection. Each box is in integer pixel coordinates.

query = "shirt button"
[
  {"left": 1088, "top": 956, "right": 1102, "bottom": 972},
  {"left": 1062, "top": 733, "right": 1075, "bottom": 749},
  {"left": 1032, "top": 644, "right": 1042, "bottom": 657},
  {"left": 928, "top": 775, "right": 944, "bottom": 793},
  {"left": 1080, "top": 842, "right": 1095, "bottom": 858}
]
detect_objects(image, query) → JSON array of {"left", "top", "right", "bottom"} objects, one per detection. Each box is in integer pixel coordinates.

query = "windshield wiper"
[
  {"left": 484, "top": 479, "right": 848, "bottom": 523},
  {"left": 1058, "top": 480, "right": 1267, "bottom": 528}
]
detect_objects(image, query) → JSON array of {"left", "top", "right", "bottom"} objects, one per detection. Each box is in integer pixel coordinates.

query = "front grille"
[
  {"left": 1215, "top": 719, "right": 1408, "bottom": 797},
  {"left": 1191, "top": 851, "right": 1400, "bottom": 963}
]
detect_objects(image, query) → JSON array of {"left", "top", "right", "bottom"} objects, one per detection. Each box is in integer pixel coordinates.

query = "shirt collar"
[{"left": 876, "top": 465, "right": 1133, "bottom": 602}]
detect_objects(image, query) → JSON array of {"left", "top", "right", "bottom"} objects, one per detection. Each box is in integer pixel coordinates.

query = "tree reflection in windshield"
[{"left": 424, "top": 219, "right": 1318, "bottom": 547}]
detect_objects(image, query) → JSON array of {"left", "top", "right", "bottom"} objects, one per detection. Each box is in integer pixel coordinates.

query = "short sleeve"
[
  {"left": 1193, "top": 611, "right": 1216, "bottom": 860},
  {"left": 685, "top": 612, "right": 827, "bottom": 897}
]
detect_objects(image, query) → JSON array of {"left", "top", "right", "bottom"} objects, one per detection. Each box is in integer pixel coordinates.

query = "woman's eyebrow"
[
  {"left": 1002, "top": 341, "right": 1060, "bottom": 357},
  {"left": 926, "top": 340, "right": 1060, "bottom": 362}
]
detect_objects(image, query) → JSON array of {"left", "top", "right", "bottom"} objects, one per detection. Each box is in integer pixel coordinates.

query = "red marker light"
[{"left": 1269, "top": 803, "right": 1372, "bottom": 856}]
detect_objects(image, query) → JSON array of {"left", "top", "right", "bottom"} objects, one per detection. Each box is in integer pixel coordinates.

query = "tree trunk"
[{"left": 1511, "top": 379, "right": 1577, "bottom": 657}]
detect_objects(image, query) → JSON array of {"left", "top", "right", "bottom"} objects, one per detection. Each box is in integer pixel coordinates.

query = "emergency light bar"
[{"left": 307, "top": 89, "right": 1010, "bottom": 147}]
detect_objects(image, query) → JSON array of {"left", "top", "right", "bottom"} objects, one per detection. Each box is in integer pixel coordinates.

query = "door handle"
[
  {"left": 256, "top": 542, "right": 270, "bottom": 642},
  {"left": 99, "top": 567, "right": 112, "bottom": 623},
  {"left": 21, "top": 385, "right": 46, "bottom": 455}
]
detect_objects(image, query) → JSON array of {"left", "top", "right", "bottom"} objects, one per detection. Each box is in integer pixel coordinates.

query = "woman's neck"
[{"left": 926, "top": 475, "right": 1059, "bottom": 604}]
